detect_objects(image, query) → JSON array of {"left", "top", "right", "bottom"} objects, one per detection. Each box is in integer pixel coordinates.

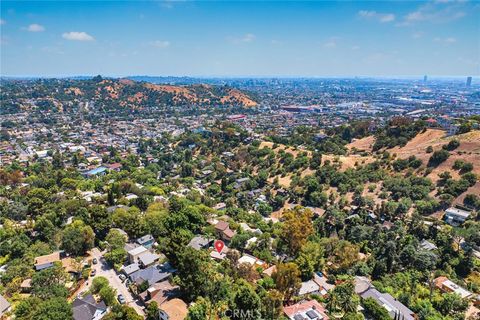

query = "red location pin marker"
[{"left": 214, "top": 240, "right": 225, "bottom": 253}]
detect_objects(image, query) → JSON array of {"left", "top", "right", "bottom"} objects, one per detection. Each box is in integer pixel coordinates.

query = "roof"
[
  {"left": 34, "top": 251, "right": 61, "bottom": 268},
  {"left": 122, "top": 263, "right": 140, "bottom": 275},
  {"left": 187, "top": 236, "right": 211, "bottom": 250},
  {"left": 361, "top": 288, "right": 415, "bottom": 320},
  {"left": 140, "top": 280, "right": 181, "bottom": 306},
  {"left": 72, "top": 294, "right": 107, "bottom": 320},
  {"left": 445, "top": 207, "right": 471, "bottom": 219},
  {"left": 137, "top": 251, "right": 160, "bottom": 266},
  {"left": 299, "top": 280, "right": 320, "bottom": 296},
  {"left": 0, "top": 294, "right": 11, "bottom": 315},
  {"left": 420, "top": 239, "right": 437, "bottom": 251},
  {"left": 283, "top": 300, "right": 329, "bottom": 320},
  {"left": 434, "top": 276, "right": 472, "bottom": 299},
  {"left": 128, "top": 245, "right": 148, "bottom": 256},
  {"left": 85, "top": 166, "right": 107, "bottom": 175},
  {"left": 130, "top": 264, "right": 175, "bottom": 286},
  {"left": 215, "top": 221, "right": 229, "bottom": 231}
]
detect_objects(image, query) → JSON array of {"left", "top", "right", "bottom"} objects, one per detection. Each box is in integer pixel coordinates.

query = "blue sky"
[{"left": 1, "top": 0, "right": 479, "bottom": 77}]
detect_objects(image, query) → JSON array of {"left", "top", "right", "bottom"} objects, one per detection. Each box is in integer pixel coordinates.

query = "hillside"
[{"left": 0, "top": 77, "right": 258, "bottom": 113}]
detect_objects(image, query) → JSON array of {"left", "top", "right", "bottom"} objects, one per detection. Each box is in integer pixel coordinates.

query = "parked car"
[
  {"left": 92, "top": 258, "right": 98, "bottom": 264},
  {"left": 119, "top": 274, "right": 126, "bottom": 282},
  {"left": 90, "top": 269, "right": 96, "bottom": 276},
  {"left": 117, "top": 294, "right": 126, "bottom": 304}
]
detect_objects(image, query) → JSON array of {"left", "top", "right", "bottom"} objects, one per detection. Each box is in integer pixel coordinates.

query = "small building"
[
  {"left": 444, "top": 207, "right": 471, "bottom": 226},
  {"left": 82, "top": 166, "right": 107, "bottom": 178},
  {"left": 128, "top": 246, "right": 148, "bottom": 264},
  {"left": 20, "top": 278, "right": 32, "bottom": 293},
  {"left": 187, "top": 236, "right": 212, "bottom": 250},
  {"left": 159, "top": 298, "right": 188, "bottom": 320},
  {"left": 434, "top": 276, "right": 473, "bottom": 299},
  {"left": 106, "top": 163, "right": 123, "bottom": 172},
  {"left": 214, "top": 221, "right": 236, "bottom": 242},
  {"left": 129, "top": 263, "right": 176, "bottom": 286},
  {"left": 34, "top": 251, "right": 63, "bottom": 271},
  {"left": 283, "top": 300, "right": 329, "bottom": 320},
  {"left": 419, "top": 239, "right": 437, "bottom": 251},
  {"left": 137, "top": 251, "right": 161, "bottom": 268},
  {"left": 72, "top": 294, "right": 107, "bottom": 320}
]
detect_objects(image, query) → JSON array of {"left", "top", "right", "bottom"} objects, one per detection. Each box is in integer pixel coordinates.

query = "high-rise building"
[
  {"left": 466, "top": 76, "right": 472, "bottom": 87},
  {"left": 423, "top": 75, "right": 427, "bottom": 83}
]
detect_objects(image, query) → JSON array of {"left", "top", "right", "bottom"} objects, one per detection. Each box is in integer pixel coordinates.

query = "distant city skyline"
[{"left": 1, "top": 0, "right": 479, "bottom": 77}]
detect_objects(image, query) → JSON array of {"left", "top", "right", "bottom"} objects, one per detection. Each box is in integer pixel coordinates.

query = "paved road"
[{"left": 86, "top": 248, "right": 145, "bottom": 316}]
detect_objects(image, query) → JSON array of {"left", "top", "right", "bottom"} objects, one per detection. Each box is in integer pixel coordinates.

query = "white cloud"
[
  {"left": 434, "top": 36, "right": 457, "bottom": 44},
  {"left": 0, "top": 19, "right": 6, "bottom": 25},
  {"left": 26, "top": 24, "right": 45, "bottom": 32},
  {"left": 62, "top": 31, "right": 94, "bottom": 41},
  {"left": 228, "top": 33, "right": 256, "bottom": 44},
  {"left": 399, "top": 1, "right": 467, "bottom": 26},
  {"left": 358, "top": 10, "right": 395, "bottom": 23},
  {"left": 149, "top": 40, "right": 170, "bottom": 48}
]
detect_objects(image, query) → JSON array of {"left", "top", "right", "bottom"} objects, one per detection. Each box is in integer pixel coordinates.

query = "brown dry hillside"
[{"left": 390, "top": 129, "right": 480, "bottom": 183}]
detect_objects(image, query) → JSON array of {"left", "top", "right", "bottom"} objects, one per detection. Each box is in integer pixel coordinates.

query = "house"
[
  {"left": 138, "top": 280, "right": 181, "bottom": 306},
  {"left": 136, "top": 234, "right": 155, "bottom": 248},
  {"left": 238, "top": 253, "right": 267, "bottom": 269},
  {"left": 419, "top": 239, "right": 437, "bottom": 251},
  {"left": 313, "top": 272, "right": 335, "bottom": 297},
  {"left": 0, "top": 294, "right": 11, "bottom": 316},
  {"left": 355, "top": 276, "right": 415, "bottom": 320},
  {"left": 34, "top": 251, "right": 64, "bottom": 271},
  {"left": 444, "top": 207, "right": 471, "bottom": 226},
  {"left": 187, "top": 236, "right": 212, "bottom": 250},
  {"left": 128, "top": 246, "right": 148, "bottom": 264},
  {"left": 20, "top": 278, "right": 32, "bottom": 293},
  {"left": 82, "top": 166, "right": 107, "bottom": 178},
  {"left": 213, "top": 202, "right": 226, "bottom": 211},
  {"left": 137, "top": 251, "right": 161, "bottom": 268},
  {"left": 72, "top": 294, "right": 107, "bottom": 320},
  {"left": 129, "top": 263, "right": 176, "bottom": 286},
  {"left": 214, "top": 221, "right": 236, "bottom": 242},
  {"left": 283, "top": 299, "right": 329, "bottom": 320},
  {"left": 299, "top": 279, "right": 321, "bottom": 296},
  {"left": 434, "top": 276, "right": 473, "bottom": 299},
  {"left": 106, "top": 163, "right": 122, "bottom": 172}
]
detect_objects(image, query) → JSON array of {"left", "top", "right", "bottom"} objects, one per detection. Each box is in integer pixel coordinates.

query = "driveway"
[{"left": 86, "top": 248, "right": 145, "bottom": 316}]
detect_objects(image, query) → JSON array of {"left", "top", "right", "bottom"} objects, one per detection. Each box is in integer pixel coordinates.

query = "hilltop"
[{"left": 0, "top": 76, "right": 258, "bottom": 113}]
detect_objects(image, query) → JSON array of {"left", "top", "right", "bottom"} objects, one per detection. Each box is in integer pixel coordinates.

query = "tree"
[
  {"left": 362, "top": 297, "right": 390, "bottom": 320},
  {"left": 145, "top": 301, "right": 160, "bottom": 320},
  {"left": 99, "top": 285, "right": 117, "bottom": 306},
  {"left": 61, "top": 220, "right": 95, "bottom": 255},
  {"left": 31, "top": 263, "right": 68, "bottom": 299},
  {"left": 175, "top": 247, "right": 216, "bottom": 301},
  {"left": 103, "top": 305, "right": 143, "bottom": 320},
  {"left": 106, "top": 229, "right": 128, "bottom": 250},
  {"left": 272, "top": 262, "right": 301, "bottom": 302},
  {"left": 280, "top": 207, "right": 313, "bottom": 256},
  {"left": 327, "top": 281, "right": 359, "bottom": 315},
  {"left": 231, "top": 280, "right": 261, "bottom": 320},
  {"left": 92, "top": 276, "right": 109, "bottom": 294},
  {"left": 104, "top": 248, "right": 127, "bottom": 269},
  {"left": 428, "top": 150, "right": 449, "bottom": 167}
]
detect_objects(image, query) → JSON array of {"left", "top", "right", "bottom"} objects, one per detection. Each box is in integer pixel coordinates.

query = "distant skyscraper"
[
  {"left": 423, "top": 75, "right": 427, "bottom": 83},
  {"left": 466, "top": 76, "right": 472, "bottom": 87}
]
